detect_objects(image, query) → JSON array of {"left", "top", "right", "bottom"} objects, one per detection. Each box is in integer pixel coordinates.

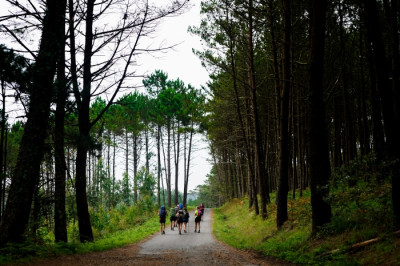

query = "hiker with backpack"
[
  {"left": 183, "top": 206, "right": 190, "bottom": 233},
  {"left": 194, "top": 206, "right": 202, "bottom": 233},
  {"left": 174, "top": 205, "right": 179, "bottom": 228},
  {"left": 176, "top": 203, "right": 185, "bottom": 235},
  {"left": 200, "top": 203, "right": 205, "bottom": 221},
  {"left": 158, "top": 206, "right": 167, "bottom": 235},
  {"left": 169, "top": 206, "right": 177, "bottom": 230}
]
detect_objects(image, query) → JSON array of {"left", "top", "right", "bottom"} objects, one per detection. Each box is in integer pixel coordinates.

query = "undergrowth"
[
  {"left": 213, "top": 156, "right": 400, "bottom": 265},
  {"left": 0, "top": 202, "right": 163, "bottom": 265}
]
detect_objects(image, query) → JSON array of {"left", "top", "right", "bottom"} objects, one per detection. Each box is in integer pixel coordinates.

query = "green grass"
[
  {"left": 213, "top": 184, "right": 400, "bottom": 265},
  {"left": 0, "top": 216, "right": 161, "bottom": 265}
]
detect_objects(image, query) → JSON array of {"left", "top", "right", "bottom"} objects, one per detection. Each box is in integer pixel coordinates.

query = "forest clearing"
[{"left": 1, "top": 0, "right": 400, "bottom": 265}]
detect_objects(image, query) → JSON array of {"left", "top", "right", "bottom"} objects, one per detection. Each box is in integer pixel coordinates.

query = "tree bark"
[
  {"left": 309, "top": 0, "right": 332, "bottom": 233},
  {"left": 54, "top": 1, "right": 68, "bottom": 241},
  {"left": 74, "top": 0, "right": 95, "bottom": 242},
  {"left": 248, "top": 0, "right": 266, "bottom": 217},
  {"left": 277, "top": 0, "right": 291, "bottom": 228}
]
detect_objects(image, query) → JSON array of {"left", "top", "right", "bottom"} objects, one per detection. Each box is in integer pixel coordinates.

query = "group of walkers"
[{"left": 158, "top": 203, "right": 205, "bottom": 235}]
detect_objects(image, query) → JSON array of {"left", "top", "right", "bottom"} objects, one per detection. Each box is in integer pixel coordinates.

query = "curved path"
[{"left": 21, "top": 209, "right": 292, "bottom": 265}]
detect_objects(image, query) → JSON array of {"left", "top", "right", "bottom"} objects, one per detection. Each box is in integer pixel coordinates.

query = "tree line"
[
  {"left": 0, "top": 0, "right": 207, "bottom": 246},
  {"left": 192, "top": 0, "right": 400, "bottom": 234}
]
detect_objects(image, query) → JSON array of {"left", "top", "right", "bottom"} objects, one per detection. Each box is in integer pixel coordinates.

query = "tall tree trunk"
[
  {"left": 0, "top": 81, "right": 6, "bottom": 220},
  {"left": 0, "top": 0, "right": 65, "bottom": 246},
  {"left": 167, "top": 123, "right": 172, "bottom": 207},
  {"left": 174, "top": 121, "right": 180, "bottom": 205},
  {"left": 226, "top": 0, "right": 256, "bottom": 206},
  {"left": 133, "top": 134, "right": 139, "bottom": 204},
  {"left": 145, "top": 128, "right": 149, "bottom": 172},
  {"left": 183, "top": 126, "right": 193, "bottom": 206},
  {"left": 54, "top": 6, "right": 68, "bottom": 241},
  {"left": 277, "top": 0, "right": 291, "bottom": 228},
  {"left": 248, "top": 0, "right": 266, "bottom": 217},
  {"left": 157, "top": 125, "right": 161, "bottom": 207},
  {"left": 75, "top": 0, "right": 95, "bottom": 242},
  {"left": 364, "top": 32, "right": 385, "bottom": 161},
  {"left": 309, "top": 0, "right": 332, "bottom": 233}
]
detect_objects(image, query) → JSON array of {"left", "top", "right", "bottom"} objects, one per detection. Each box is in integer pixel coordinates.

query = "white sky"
[
  {"left": 138, "top": 1, "right": 209, "bottom": 89},
  {"left": 136, "top": 1, "right": 212, "bottom": 193}
]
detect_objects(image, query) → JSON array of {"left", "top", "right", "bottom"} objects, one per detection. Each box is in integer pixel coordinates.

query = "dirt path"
[{"left": 17, "top": 209, "right": 293, "bottom": 266}]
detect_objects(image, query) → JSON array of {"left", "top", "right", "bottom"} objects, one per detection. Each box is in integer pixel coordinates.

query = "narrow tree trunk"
[
  {"left": 54, "top": 12, "right": 68, "bottom": 241},
  {"left": 157, "top": 125, "right": 161, "bottom": 207},
  {"left": 75, "top": 0, "right": 95, "bottom": 242},
  {"left": 277, "top": 0, "right": 291, "bottom": 228},
  {"left": 248, "top": 0, "right": 266, "bottom": 217},
  {"left": 167, "top": 123, "right": 172, "bottom": 207},
  {"left": 133, "top": 134, "right": 139, "bottom": 204},
  {"left": 183, "top": 126, "right": 194, "bottom": 206},
  {"left": 174, "top": 121, "right": 180, "bottom": 205},
  {"left": 309, "top": 0, "right": 332, "bottom": 233},
  {"left": 0, "top": 81, "right": 6, "bottom": 220}
]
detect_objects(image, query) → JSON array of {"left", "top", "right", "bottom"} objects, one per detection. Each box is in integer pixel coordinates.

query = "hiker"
[
  {"left": 158, "top": 206, "right": 167, "bottom": 235},
  {"left": 170, "top": 206, "right": 177, "bottom": 230},
  {"left": 200, "top": 203, "right": 205, "bottom": 221},
  {"left": 194, "top": 206, "right": 202, "bottom": 233},
  {"left": 183, "top": 206, "right": 190, "bottom": 233},
  {"left": 174, "top": 205, "right": 179, "bottom": 227},
  {"left": 176, "top": 203, "right": 185, "bottom": 235}
]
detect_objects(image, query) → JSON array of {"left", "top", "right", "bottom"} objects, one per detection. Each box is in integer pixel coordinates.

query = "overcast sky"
[{"left": 139, "top": 1, "right": 212, "bottom": 193}]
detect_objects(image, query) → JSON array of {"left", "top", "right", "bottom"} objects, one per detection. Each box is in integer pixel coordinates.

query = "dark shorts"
[
  {"left": 159, "top": 217, "right": 166, "bottom": 223},
  {"left": 183, "top": 218, "right": 188, "bottom": 223},
  {"left": 177, "top": 217, "right": 184, "bottom": 224},
  {"left": 170, "top": 216, "right": 177, "bottom": 221},
  {"left": 195, "top": 216, "right": 201, "bottom": 223}
]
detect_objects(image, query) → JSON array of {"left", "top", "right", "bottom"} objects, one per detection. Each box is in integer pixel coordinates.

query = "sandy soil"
[{"left": 11, "top": 209, "right": 294, "bottom": 266}]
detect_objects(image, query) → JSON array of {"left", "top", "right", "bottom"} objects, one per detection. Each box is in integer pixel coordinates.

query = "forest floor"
[{"left": 9, "top": 209, "right": 293, "bottom": 266}]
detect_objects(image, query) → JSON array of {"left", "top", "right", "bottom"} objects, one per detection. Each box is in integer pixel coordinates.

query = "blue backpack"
[{"left": 159, "top": 206, "right": 166, "bottom": 218}]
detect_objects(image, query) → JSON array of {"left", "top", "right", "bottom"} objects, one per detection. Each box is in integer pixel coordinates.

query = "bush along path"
[{"left": 12, "top": 209, "right": 292, "bottom": 266}]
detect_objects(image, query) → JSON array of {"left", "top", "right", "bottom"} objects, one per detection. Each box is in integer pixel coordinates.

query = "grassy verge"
[
  {"left": 0, "top": 216, "right": 161, "bottom": 265},
  {"left": 213, "top": 186, "right": 400, "bottom": 265}
]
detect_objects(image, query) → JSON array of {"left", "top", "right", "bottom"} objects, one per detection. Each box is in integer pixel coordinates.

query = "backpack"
[
  {"left": 170, "top": 208, "right": 176, "bottom": 217},
  {"left": 177, "top": 209, "right": 184, "bottom": 218},
  {"left": 159, "top": 207, "right": 166, "bottom": 218}
]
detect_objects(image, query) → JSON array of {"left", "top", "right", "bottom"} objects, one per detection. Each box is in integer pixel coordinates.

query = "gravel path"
[{"left": 16, "top": 209, "right": 293, "bottom": 266}]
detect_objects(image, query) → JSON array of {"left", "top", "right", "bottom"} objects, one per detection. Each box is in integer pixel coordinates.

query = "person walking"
[
  {"left": 183, "top": 206, "right": 190, "bottom": 233},
  {"left": 169, "top": 206, "right": 177, "bottom": 230},
  {"left": 200, "top": 203, "right": 205, "bottom": 221},
  {"left": 176, "top": 203, "right": 185, "bottom": 235},
  {"left": 158, "top": 206, "right": 167, "bottom": 235},
  {"left": 194, "top": 206, "right": 202, "bottom": 233}
]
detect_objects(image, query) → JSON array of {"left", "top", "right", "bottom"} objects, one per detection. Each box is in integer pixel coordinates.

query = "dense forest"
[
  {"left": 0, "top": 0, "right": 399, "bottom": 255},
  {"left": 193, "top": 0, "right": 400, "bottom": 234}
]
